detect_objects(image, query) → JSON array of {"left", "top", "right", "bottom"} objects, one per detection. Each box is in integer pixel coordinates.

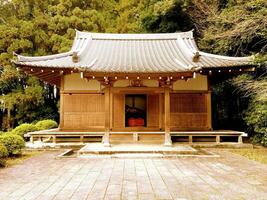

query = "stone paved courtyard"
[{"left": 0, "top": 150, "right": 267, "bottom": 200}]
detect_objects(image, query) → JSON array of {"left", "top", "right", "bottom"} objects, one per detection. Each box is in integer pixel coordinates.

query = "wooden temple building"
[{"left": 14, "top": 30, "right": 254, "bottom": 146}]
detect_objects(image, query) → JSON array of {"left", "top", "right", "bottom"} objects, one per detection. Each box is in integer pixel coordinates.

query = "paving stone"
[{"left": 0, "top": 150, "right": 267, "bottom": 200}]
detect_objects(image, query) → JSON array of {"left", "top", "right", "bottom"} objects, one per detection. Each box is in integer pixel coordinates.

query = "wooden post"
[
  {"left": 80, "top": 135, "right": 84, "bottom": 143},
  {"left": 103, "top": 86, "right": 111, "bottom": 147},
  {"left": 59, "top": 75, "right": 64, "bottom": 130},
  {"left": 30, "top": 136, "right": 34, "bottom": 143},
  {"left": 52, "top": 135, "right": 56, "bottom": 144},
  {"left": 238, "top": 135, "right": 243, "bottom": 144},
  {"left": 216, "top": 135, "right": 220, "bottom": 144},
  {"left": 159, "top": 93, "right": 163, "bottom": 130},
  {"left": 164, "top": 87, "right": 172, "bottom": 146},
  {"left": 207, "top": 77, "right": 212, "bottom": 130},
  {"left": 133, "top": 133, "right": 138, "bottom": 142},
  {"left": 189, "top": 135, "right": 193, "bottom": 144}
]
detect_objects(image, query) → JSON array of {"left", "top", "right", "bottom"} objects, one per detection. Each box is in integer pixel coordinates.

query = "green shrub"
[
  {"left": 35, "top": 119, "right": 58, "bottom": 130},
  {"left": 0, "top": 143, "right": 8, "bottom": 158},
  {"left": 11, "top": 123, "right": 38, "bottom": 138},
  {"left": 245, "top": 99, "right": 267, "bottom": 147},
  {"left": 0, "top": 159, "right": 6, "bottom": 167},
  {"left": 0, "top": 134, "right": 25, "bottom": 155},
  {"left": 261, "top": 133, "right": 267, "bottom": 147},
  {"left": 0, "top": 143, "right": 8, "bottom": 167}
]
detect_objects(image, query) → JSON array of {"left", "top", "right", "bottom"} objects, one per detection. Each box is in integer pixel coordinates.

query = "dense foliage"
[
  {"left": 35, "top": 119, "right": 58, "bottom": 130},
  {"left": 11, "top": 123, "right": 38, "bottom": 138},
  {"left": 0, "top": 143, "right": 8, "bottom": 158},
  {"left": 10, "top": 119, "right": 58, "bottom": 139},
  {"left": 0, "top": 143, "right": 8, "bottom": 167},
  {"left": 199, "top": 0, "right": 266, "bottom": 145},
  {"left": 0, "top": 133, "right": 25, "bottom": 155},
  {"left": 0, "top": 118, "right": 57, "bottom": 167},
  {"left": 0, "top": 0, "right": 266, "bottom": 144}
]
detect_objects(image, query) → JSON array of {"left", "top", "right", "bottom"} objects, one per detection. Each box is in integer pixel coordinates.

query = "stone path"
[{"left": 0, "top": 150, "right": 267, "bottom": 200}]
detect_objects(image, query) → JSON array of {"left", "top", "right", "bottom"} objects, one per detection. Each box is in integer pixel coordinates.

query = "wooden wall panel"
[
  {"left": 170, "top": 113, "right": 208, "bottom": 129},
  {"left": 147, "top": 94, "right": 159, "bottom": 128},
  {"left": 113, "top": 94, "right": 125, "bottom": 128},
  {"left": 170, "top": 94, "right": 207, "bottom": 113},
  {"left": 170, "top": 93, "right": 209, "bottom": 130},
  {"left": 62, "top": 94, "right": 105, "bottom": 130}
]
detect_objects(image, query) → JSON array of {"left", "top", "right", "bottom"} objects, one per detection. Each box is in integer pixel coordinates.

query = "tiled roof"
[{"left": 14, "top": 30, "right": 253, "bottom": 73}]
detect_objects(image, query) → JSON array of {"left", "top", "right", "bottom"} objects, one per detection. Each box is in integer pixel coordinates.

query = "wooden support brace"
[
  {"left": 189, "top": 135, "right": 193, "bottom": 144},
  {"left": 164, "top": 133, "right": 172, "bottom": 146},
  {"left": 216, "top": 135, "right": 220, "bottom": 144},
  {"left": 80, "top": 135, "right": 84, "bottom": 143},
  {"left": 103, "top": 132, "right": 110, "bottom": 147},
  {"left": 238, "top": 135, "right": 243, "bottom": 144},
  {"left": 52, "top": 135, "right": 56, "bottom": 144},
  {"left": 133, "top": 133, "right": 139, "bottom": 142},
  {"left": 30, "top": 136, "right": 34, "bottom": 143}
]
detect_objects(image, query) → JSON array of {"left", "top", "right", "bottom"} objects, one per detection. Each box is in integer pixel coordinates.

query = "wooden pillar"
[
  {"left": 52, "top": 135, "right": 56, "bottom": 144},
  {"left": 164, "top": 87, "right": 172, "bottom": 146},
  {"left": 80, "top": 135, "right": 84, "bottom": 143},
  {"left": 238, "top": 135, "right": 243, "bottom": 144},
  {"left": 159, "top": 93, "right": 163, "bottom": 130},
  {"left": 30, "top": 136, "right": 34, "bottom": 143},
  {"left": 103, "top": 86, "right": 111, "bottom": 147},
  {"left": 207, "top": 76, "right": 212, "bottom": 130},
  {"left": 59, "top": 75, "right": 64, "bottom": 130},
  {"left": 189, "top": 135, "right": 193, "bottom": 144},
  {"left": 207, "top": 91, "right": 212, "bottom": 130},
  {"left": 216, "top": 135, "right": 220, "bottom": 144}
]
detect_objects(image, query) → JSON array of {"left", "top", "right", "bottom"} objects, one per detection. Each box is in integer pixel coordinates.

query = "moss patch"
[
  {"left": 3, "top": 151, "right": 41, "bottom": 168},
  {"left": 229, "top": 148, "right": 267, "bottom": 164}
]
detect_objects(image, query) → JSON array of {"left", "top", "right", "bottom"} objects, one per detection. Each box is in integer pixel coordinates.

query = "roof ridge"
[
  {"left": 75, "top": 30, "right": 194, "bottom": 40},
  {"left": 15, "top": 51, "right": 73, "bottom": 62}
]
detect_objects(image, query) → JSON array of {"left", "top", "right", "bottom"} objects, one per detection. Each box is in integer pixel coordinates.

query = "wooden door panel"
[
  {"left": 170, "top": 93, "right": 208, "bottom": 130},
  {"left": 113, "top": 94, "right": 125, "bottom": 128},
  {"left": 62, "top": 94, "right": 105, "bottom": 130},
  {"left": 147, "top": 94, "right": 159, "bottom": 128}
]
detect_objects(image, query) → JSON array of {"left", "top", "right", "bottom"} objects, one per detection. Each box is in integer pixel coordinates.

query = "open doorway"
[{"left": 125, "top": 95, "right": 147, "bottom": 127}]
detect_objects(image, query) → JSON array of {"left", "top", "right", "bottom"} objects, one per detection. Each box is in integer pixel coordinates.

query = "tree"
[{"left": 198, "top": 0, "right": 267, "bottom": 144}]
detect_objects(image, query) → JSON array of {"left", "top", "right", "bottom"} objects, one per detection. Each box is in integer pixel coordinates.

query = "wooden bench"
[
  {"left": 26, "top": 130, "right": 247, "bottom": 144},
  {"left": 171, "top": 131, "right": 247, "bottom": 144},
  {"left": 25, "top": 129, "right": 104, "bottom": 144},
  {"left": 110, "top": 131, "right": 164, "bottom": 142}
]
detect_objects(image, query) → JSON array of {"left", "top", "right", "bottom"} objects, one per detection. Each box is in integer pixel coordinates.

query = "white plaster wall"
[
  {"left": 64, "top": 73, "right": 101, "bottom": 91},
  {"left": 113, "top": 80, "right": 130, "bottom": 87},
  {"left": 113, "top": 80, "right": 158, "bottom": 87},
  {"left": 173, "top": 74, "right": 208, "bottom": 91},
  {"left": 143, "top": 80, "right": 159, "bottom": 87}
]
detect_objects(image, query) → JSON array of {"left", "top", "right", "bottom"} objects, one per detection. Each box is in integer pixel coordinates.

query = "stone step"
[
  {"left": 110, "top": 134, "right": 164, "bottom": 144},
  {"left": 77, "top": 143, "right": 203, "bottom": 156}
]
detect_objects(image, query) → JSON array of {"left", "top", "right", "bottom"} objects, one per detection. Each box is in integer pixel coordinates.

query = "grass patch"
[
  {"left": 2, "top": 151, "right": 41, "bottom": 168},
  {"left": 229, "top": 148, "right": 267, "bottom": 164}
]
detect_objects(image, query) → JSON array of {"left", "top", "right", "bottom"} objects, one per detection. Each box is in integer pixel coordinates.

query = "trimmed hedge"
[
  {"left": 0, "top": 134, "right": 25, "bottom": 155},
  {"left": 0, "top": 143, "right": 8, "bottom": 167},
  {"left": 0, "top": 143, "right": 8, "bottom": 158},
  {"left": 11, "top": 123, "right": 38, "bottom": 138},
  {"left": 35, "top": 119, "right": 58, "bottom": 130}
]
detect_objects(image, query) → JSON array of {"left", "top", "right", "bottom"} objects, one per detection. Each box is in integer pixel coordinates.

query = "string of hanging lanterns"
[{"left": 23, "top": 67, "right": 246, "bottom": 85}]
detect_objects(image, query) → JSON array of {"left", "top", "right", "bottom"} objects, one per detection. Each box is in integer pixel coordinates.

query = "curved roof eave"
[{"left": 13, "top": 30, "right": 255, "bottom": 73}]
